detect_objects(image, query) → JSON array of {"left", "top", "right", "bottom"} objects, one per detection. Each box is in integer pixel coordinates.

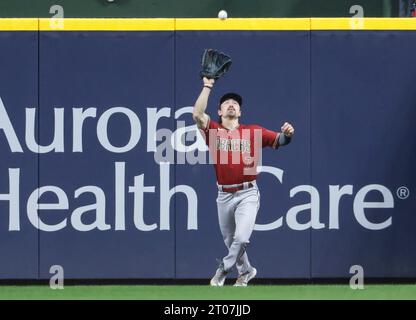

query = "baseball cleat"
[
  {"left": 210, "top": 264, "right": 228, "bottom": 287},
  {"left": 234, "top": 267, "right": 257, "bottom": 287}
]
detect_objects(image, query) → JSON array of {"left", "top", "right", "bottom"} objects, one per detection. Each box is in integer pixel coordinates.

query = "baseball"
[{"left": 218, "top": 10, "right": 228, "bottom": 20}]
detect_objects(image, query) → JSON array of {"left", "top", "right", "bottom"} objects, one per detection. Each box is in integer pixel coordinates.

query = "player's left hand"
[{"left": 281, "top": 122, "right": 294, "bottom": 137}]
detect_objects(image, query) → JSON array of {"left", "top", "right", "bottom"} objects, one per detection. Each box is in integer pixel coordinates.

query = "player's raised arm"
[
  {"left": 260, "top": 122, "right": 294, "bottom": 149},
  {"left": 278, "top": 122, "right": 294, "bottom": 147},
  {"left": 192, "top": 77, "right": 214, "bottom": 130}
]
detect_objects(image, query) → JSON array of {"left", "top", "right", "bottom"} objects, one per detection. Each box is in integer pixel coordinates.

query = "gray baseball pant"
[{"left": 216, "top": 182, "right": 260, "bottom": 274}]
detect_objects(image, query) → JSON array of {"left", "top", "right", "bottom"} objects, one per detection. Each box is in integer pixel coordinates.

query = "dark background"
[{"left": 0, "top": 0, "right": 412, "bottom": 18}]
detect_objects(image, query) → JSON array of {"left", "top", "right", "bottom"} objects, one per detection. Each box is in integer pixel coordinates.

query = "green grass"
[{"left": 0, "top": 284, "right": 415, "bottom": 300}]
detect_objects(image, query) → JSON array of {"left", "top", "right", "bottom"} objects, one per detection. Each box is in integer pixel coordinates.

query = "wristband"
[
  {"left": 204, "top": 85, "right": 213, "bottom": 89},
  {"left": 278, "top": 132, "right": 292, "bottom": 146}
]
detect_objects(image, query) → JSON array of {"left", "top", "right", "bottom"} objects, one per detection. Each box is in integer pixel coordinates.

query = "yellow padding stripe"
[
  {"left": 38, "top": 18, "right": 175, "bottom": 31},
  {"left": 1, "top": 18, "right": 416, "bottom": 31},
  {"left": 0, "top": 19, "right": 38, "bottom": 31},
  {"left": 312, "top": 18, "right": 416, "bottom": 30},
  {"left": 175, "top": 18, "right": 310, "bottom": 30}
]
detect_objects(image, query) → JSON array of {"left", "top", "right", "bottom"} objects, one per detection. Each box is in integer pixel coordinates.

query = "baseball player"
[{"left": 193, "top": 76, "right": 294, "bottom": 286}]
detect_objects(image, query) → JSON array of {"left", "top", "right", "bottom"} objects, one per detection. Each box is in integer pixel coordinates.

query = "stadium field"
[{"left": 0, "top": 284, "right": 415, "bottom": 300}]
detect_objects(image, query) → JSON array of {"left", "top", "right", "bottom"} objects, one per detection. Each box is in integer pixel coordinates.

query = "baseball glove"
[{"left": 199, "top": 49, "right": 232, "bottom": 80}]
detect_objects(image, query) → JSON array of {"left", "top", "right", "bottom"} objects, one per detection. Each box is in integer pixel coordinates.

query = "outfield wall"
[{"left": 0, "top": 18, "right": 415, "bottom": 279}]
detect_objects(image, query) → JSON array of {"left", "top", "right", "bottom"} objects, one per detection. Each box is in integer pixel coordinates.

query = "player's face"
[{"left": 218, "top": 99, "right": 241, "bottom": 119}]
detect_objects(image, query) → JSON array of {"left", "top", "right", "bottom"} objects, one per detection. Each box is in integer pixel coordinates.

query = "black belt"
[{"left": 219, "top": 182, "right": 254, "bottom": 193}]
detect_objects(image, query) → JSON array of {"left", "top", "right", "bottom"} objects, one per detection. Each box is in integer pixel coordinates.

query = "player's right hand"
[{"left": 203, "top": 77, "right": 215, "bottom": 86}]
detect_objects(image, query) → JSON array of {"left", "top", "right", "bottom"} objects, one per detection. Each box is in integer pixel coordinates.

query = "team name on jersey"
[{"left": 216, "top": 138, "right": 251, "bottom": 153}]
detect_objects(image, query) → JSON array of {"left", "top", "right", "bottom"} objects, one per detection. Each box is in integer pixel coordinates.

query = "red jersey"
[{"left": 200, "top": 117, "right": 280, "bottom": 185}]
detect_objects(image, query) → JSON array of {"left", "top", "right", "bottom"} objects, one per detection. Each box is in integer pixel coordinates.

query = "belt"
[{"left": 217, "top": 181, "right": 255, "bottom": 193}]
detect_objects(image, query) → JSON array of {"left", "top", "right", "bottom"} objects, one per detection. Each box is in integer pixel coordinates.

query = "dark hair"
[
  {"left": 219, "top": 92, "right": 243, "bottom": 106},
  {"left": 218, "top": 92, "right": 243, "bottom": 124}
]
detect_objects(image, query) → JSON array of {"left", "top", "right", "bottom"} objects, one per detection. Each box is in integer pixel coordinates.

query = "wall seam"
[
  {"left": 37, "top": 18, "right": 41, "bottom": 280},
  {"left": 309, "top": 18, "right": 313, "bottom": 281},
  {"left": 173, "top": 18, "right": 177, "bottom": 279}
]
